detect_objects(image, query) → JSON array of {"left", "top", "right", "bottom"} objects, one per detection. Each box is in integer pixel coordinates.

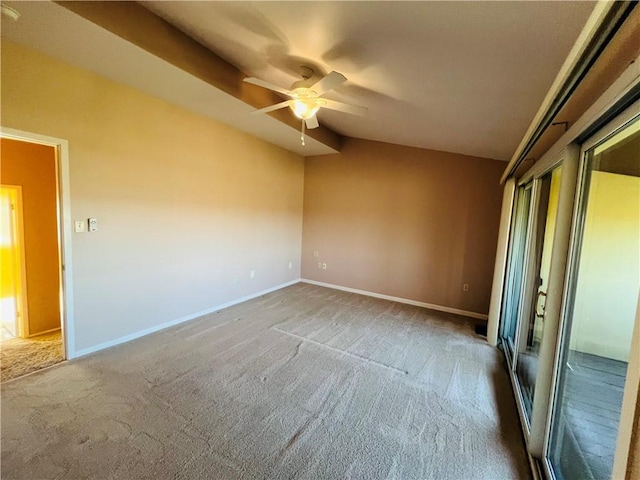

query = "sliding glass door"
[
  {"left": 500, "top": 164, "right": 563, "bottom": 431},
  {"left": 501, "top": 184, "right": 533, "bottom": 361},
  {"left": 515, "top": 166, "right": 562, "bottom": 421},
  {"left": 546, "top": 118, "right": 640, "bottom": 480}
]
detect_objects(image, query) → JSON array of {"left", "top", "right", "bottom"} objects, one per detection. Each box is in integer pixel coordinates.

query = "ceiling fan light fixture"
[
  {"left": 244, "top": 70, "right": 360, "bottom": 134},
  {"left": 291, "top": 99, "right": 320, "bottom": 120}
]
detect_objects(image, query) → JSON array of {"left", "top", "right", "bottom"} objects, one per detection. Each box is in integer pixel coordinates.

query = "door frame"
[
  {"left": 0, "top": 127, "right": 76, "bottom": 359},
  {"left": 513, "top": 170, "right": 558, "bottom": 423},
  {"left": 541, "top": 106, "right": 640, "bottom": 480},
  {"left": 501, "top": 181, "right": 534, "bottom": 360},
  {"left": 501, "top": 179, "right": 538, "bottom": 441}
]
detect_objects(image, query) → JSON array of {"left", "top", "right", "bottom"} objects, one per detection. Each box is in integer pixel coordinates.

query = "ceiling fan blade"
[
  {"left": 310, "top": 71, "right": 347, "bottom": 96},
  {"left": 244, "top": 77, "right": 293, "bottom": 97},
  {"left": 305, "top": 115, "right": 319, "bottom": 129},
  {"left": 317, "top": 99, "right": 368, "bottom": 116},
  {"left": 251, "top": 100, "right": 293, "bottom": 115}
]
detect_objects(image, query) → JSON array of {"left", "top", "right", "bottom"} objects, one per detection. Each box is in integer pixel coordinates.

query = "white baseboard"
[
  {"left": 73, "top": 279, "right": 301, "bottom": 358},
  {"left": 73, "top": 277, "right": 486, "bottom": 359},
  {"left": 300, "top": 279, "right": 488, "bottom": 321}
]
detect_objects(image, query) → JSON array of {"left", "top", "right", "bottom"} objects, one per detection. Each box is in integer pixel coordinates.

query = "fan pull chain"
[{"left": 301, "top": 119, "right": 306, "bottom": 146}]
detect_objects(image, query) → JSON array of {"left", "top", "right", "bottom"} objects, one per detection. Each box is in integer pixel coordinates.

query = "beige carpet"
[
  {"left": 1, "top": 284, "right": 530, "bottom": 479},
  {"left": 0, "top": 331, "right": 63, "bottom": 382}
]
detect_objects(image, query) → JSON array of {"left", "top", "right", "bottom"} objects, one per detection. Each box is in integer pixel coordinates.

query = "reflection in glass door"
[
  {"left": 500, "top": 184, "right": 532, "bottom": 361},
  {"left": 548, "top": 119, "right": 640, "bottom": 480},
  {"left": 515, "top": 167, "right": 562, "bottom": 420}
]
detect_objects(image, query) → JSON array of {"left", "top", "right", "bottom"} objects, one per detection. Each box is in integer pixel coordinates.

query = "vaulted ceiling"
[
  {"left": 143, "top": 1, "right": 596, "bottom": 160},
  {"left": 2, "top": 1, "right": 597, "bottom": 160}
]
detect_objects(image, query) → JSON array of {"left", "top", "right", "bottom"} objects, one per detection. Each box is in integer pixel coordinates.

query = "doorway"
[
  {"left": 546, "top": 117, "right": 640, "bottom": 480},
  {"left": 0, "top": 132, "right": 72, "bottom": 381},
  {"left": 0, "top": 185, "right": 28, "bottom": 339}
]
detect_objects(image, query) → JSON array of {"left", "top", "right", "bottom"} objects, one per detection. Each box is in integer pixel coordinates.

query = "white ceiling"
[
  {"left": 143, "top": 0, "right": 596, "bottom": 160},
  {"left": 2, "top": 1, "right": 596, "bottom": 161},
  {"left": 0, "top": 1, "right": 336, "bottom": 156}
]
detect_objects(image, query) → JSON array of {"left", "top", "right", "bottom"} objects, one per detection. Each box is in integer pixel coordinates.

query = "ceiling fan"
[{"left": 243, "top": 67, "right": 367, "bottom": 145}]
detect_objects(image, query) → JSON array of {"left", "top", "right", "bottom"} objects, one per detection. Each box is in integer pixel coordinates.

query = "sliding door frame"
[
  {"left": 500, "top": 182, "right": 534, "bottom": 361},
  {"left": 495, "top": 50, "right": 640, "bottom": 478},
  {"left": 540, "top": 104, "right": 640, "bottom": 480},
  {"left": 499, "top": 182, "right": 535, "bottom": 451},
  {"left": 505, "top": 153, "right": 576, "bottom": 448},
  {"left": 525, "top": 146, "right": 580, "bottom": 458}
]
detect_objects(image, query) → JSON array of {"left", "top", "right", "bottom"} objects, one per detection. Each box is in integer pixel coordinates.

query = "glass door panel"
[
  {"left": 515, "top": 166, "right": 563, "bottom": 420},
  {"left": 548, "top": 118, "right": 640, "bottom": 480},
  {"left": 500, "top": 184, "right": 532, "bottom": 361}
]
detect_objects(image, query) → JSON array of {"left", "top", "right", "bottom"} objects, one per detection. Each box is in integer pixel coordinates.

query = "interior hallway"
[{"left": 1, "top": 284, "right": 530, "bottom": 479}]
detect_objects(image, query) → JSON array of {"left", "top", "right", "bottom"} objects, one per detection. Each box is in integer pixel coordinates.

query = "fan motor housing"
[{"left": 291, "top": 81, "right": 316, "bottom": 93}]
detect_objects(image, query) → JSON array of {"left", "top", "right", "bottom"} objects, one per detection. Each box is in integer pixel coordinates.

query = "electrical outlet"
[
  {"left": 322, "top": 263, "right": 327, "bottom": 270},
  {"left": 88, "top": 218, "right": 98, "bottom": 232},
  {"left": 288, "top": 261, "right": 293, "bottom": 269},
  {"left": 313, "top": 251, "right": 319, "bottom": 257},
  {"left": 232, "top": 275, "right": 239, "bottom": 284},
  {"left": 317, "top": 262, "right": 322, "bottom": 269},
  {"left": 250, "top": 270, "right": 255, "bottom": 279},
  {"left": 463, "top": 283, "right": 469, "bottom": 292}
]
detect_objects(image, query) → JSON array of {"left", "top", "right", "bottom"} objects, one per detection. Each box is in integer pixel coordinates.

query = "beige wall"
[
  {"left": 570, "top": 171, "right": 640, "bottom": 361},
  {"left": 302, "top": 138, "right": 504, "bottom": 315},
  {"left": 1, "top": 138, "right": 61, "bottom": 335},
  {"left": 1, "top": 41, "right": 304, "bottom": 352}
]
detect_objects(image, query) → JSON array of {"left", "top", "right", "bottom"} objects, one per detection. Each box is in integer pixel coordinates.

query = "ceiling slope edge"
[{"left": 55, "top": 1, "right": 343, "bottom": 153}]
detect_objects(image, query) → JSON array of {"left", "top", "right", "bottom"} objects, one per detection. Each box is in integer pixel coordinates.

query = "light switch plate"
[{"left": 74, "top": 221, "right": 85, "bottom": 233}]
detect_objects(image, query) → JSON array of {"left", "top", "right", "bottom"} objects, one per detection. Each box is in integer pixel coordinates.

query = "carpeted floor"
[
  {"left": 0, "top": 331, "right": 64, "bottom": 382},
  {"left": 1, "top": 284, "right": 530, "bottom": 479}
]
